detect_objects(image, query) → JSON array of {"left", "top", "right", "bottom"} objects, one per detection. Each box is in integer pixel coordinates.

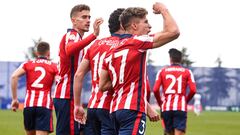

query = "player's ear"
[{"left": 131, "top": 22, "right": 137, "bottom": 31}]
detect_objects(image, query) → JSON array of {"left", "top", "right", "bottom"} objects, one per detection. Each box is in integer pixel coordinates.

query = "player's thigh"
[
  {"left": 173, "top": 111, "right": 187, "bottom": 132},
  {"left": 35, "top": 107, "right": 53, "bottom": 133},
  {"left": 25, "top": 130, "right": 36, "bottom": 135},
  {"left": 36, "top": 130, "right": 49, "bottom": 135},
  {"left": 84, "top": 108, "right": 100, "bottom": 135},
  {"left": 97, "top": 109, "right": 115, "bottom": 135},
  {"left": 54, "top": 98, "right": 83, "bottom": 135},
  {"left": 161, "top": 111, "right": 174, "bottom": 133},
  {"left": 53, "top": 98, "right": 70, "bottom": 134},
  {"left": 116, "top": 109, "right": 146, "bottom": 135},
  {"left": 23, "top": 107, "right": 36, "bottom": 131}
]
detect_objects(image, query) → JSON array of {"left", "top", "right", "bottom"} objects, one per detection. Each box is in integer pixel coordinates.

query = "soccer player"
[
  {"left": 193, "top": 93, "right": 202, "bottom": 116},
  {"left": 99, "top": 2, "right": 180, "bottom": 135},
  {"left": 153, "top": 48, "right": 197, "bottom": 135},
  {"left": 73, "top": 8, "right": 125, "bottom": 135},
  {"left": 11, "top": 42, "right": 58, "bottom": 135},
  {"left": 52, "top": 4, "right": 103, "bottom": 135}
]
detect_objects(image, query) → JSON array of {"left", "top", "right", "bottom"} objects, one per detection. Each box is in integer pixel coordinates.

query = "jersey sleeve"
[
  {"left": 65, "top": 31, "right": 96, "bottom": 56},
  {"left": 186, "top": 69, "right": 197, "bottom": 103},
  {"left": 153, "top": 69, "right": 163, "bottom": 107},
  {"left": 131, "top": 35, "right": 154, "bottom": 50},
  {"left": 20, "top": 61, "right": 28, "bottom": 71}
]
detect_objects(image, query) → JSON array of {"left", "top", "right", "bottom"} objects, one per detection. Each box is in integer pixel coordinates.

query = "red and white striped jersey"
[
  {"left": 84, "top": 35, "right": 122, "bottom": 110},
  {"left": 103, "top": 34, "right": 154, "bottom": 113},
  {"left": 53, "top": 29, "right": 96, "bottom": 99},
  {"left": 21, "top": 58, "right": 58, "bottom": 109},
  {"left": 153, "top": 64, "right": 196, "bottom": 112}
]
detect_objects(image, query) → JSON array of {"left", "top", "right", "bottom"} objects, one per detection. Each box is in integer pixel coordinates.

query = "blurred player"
[
  {"left": 153, "top": 48, "right": 197, "bottom": 135},
  {"left": 73, "top": 8, "right": 125, "bottom": 135},
  {"left": 11, "top": 42, "right": 58, "bottom": 135},
  {"left": 193, "top": 93, "right": 202, "bottom": 116},
  {"left": 52, "top": 4, "right": 103, "bottom": 135},
  {"left": 100, "top": 2, "right": 179, "bottom": 135}
]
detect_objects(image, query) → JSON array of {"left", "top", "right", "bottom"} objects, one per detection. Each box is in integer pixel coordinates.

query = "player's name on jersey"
[
  {"left": 32, "top": 59, "right": 52, "bottom": 65},
  {"left": 165, "top": 67, "right": 185, "bottom": 72}
]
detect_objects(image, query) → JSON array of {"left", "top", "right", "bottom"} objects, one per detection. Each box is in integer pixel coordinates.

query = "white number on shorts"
[
  {"left": 165, "top": 74, "right": 182, "bottom": 94},
  {"left": 31, "top": 66, "right": 46, "bottom": 88},
  {"left": 139, "top": 120, "right": 146, "bottom": 134}
]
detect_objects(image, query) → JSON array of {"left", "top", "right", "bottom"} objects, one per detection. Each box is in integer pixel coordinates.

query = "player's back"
[
  {"left": 105, "top": 34, "right": 154, "bottom": 113},
  {"left": 23, "top": 58, "right": 58, "bottom": 109},
  {"left": 159, "top": 64, "right": 195, "bottom": 111},
  {"left": 86, "top": 36, "right": 120, "bottom": 109}
]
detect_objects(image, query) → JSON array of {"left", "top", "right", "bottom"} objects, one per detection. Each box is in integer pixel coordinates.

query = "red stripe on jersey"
[{"left": 33, "top": 91, "right": 39, "bottom": 107}]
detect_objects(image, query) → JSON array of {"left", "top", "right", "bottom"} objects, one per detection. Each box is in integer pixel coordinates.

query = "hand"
[
  {"left": 147, "top": 105, "right": 160, "bottom": 122},
  {"left": 153, "top": 2, "right": 167, "bottom": 14},
  {"left": 11, "top": 99, "right": 19, "bottom": 112},
  {"left": 74, "top": 105, "right": 86, "bottom": 124},
  {"left": 93, "top": 18, "right": 104, "bottom": 36}
]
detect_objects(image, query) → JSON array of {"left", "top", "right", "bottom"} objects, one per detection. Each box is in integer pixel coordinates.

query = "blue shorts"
[
  {"left": 84, "top": 108, "right": 115, "bottom": 135},
  {"left": 161, "top": 111, "right": 187, "bottom": 133},
  {"left": 53, "top": 98, "right": 84, "bottom": 135},
  {"left": 110, "top": 109, "right": 146, "bottom": 135},
  {"left": 23, "top": 107, "right": 53, "bottom": 132}
]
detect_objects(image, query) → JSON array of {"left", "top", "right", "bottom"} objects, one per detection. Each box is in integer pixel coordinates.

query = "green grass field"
[{"left": 1, "top": 110, "right": 240, "bottom": 135}]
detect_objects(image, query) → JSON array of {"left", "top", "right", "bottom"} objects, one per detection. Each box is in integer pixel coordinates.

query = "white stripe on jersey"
[
  {"left": 189, "top": 70, "right": 195, "bottom": 82},
  {"left": 181, "top": 96, "right": 185, "bottom": 111},
  {"left": 65, "top": 32, "right": 71, "bottom": 45},
  {"left": 90, "top": 86, "right": 98, "bottom": 108},
  {"left": 124, "top": 82, "right": 135, "bottom": 109},
  {"left": 29, "top": 91, "right": 35, "bottom": 107},
  {"left": 166, "top": 95, "right": 172, "bottom": 111},
  {"left": 173, "top": 95, "right": 179, "bottom": 110},
  {"left": 98, "top": 91, "right": 107, "bottom": 108},
  {"left": 114, "top": 87, "right": 123, "bottom": 112},
  {"left": 46, "top": 93, "right": 51, "bottom": 109},
  {"left": 24, "top": 92, "right": 29, "bottom": 108},
  {"left": 133, "top": 35, "right": 154, "bottom": 42},
  {"left": 37, "top": 91, "right": 44, "bottom": 107},
  {"left": 60, "top": 74, "right": 68, "bottom": 98}
]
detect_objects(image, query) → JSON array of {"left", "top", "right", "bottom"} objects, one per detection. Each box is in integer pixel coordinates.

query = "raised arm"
[
  {"left": 152, "top": 2, "right": 180, "bottom": 48},
  {"left": 66, "top": 18, "right": 103, "bottom": 56}
]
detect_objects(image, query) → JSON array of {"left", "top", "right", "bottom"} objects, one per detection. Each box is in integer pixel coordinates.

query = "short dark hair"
[
  {"left": 70, "top": 4, "right": 90, "bottom": 18},
  {"left": 37, "top": 41, "right": 50, "bottom": 56},
  {"left": 120, "top": 7, "right": 148, "bottom": 30},
  {"left": 168, "top": 48, "right": 182, "bottom": 63},
  {"left": 108, "top": 8, "right": 125, "bottom": 34}
]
